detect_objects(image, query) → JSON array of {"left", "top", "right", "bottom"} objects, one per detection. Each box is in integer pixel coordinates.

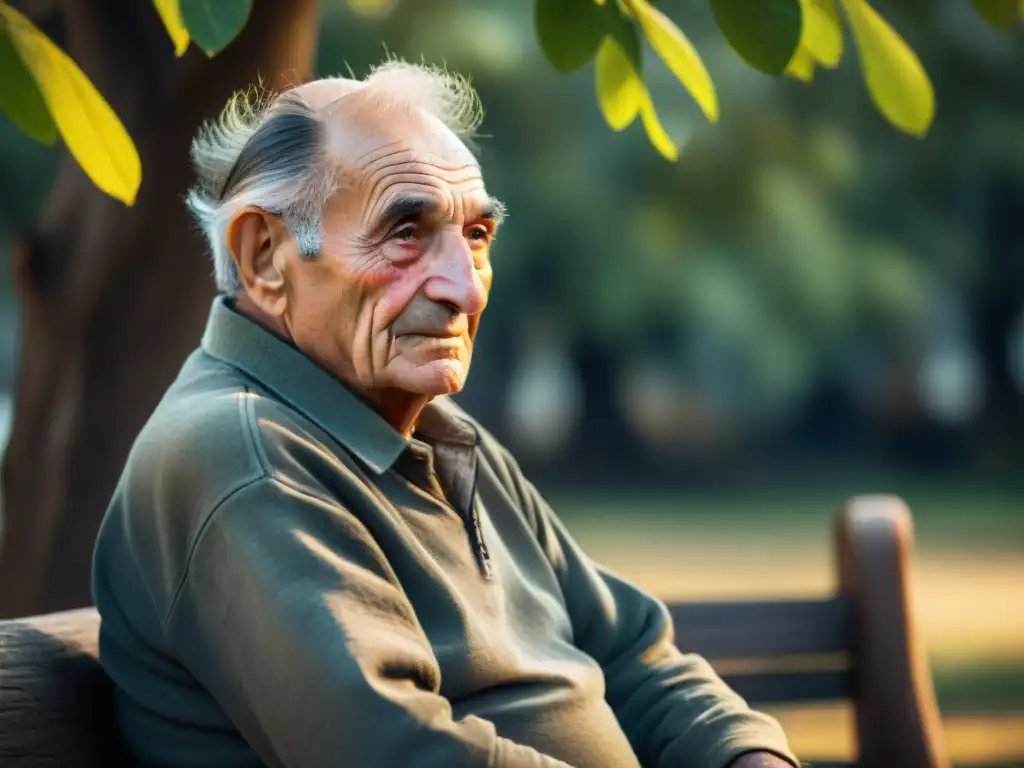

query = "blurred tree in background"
[
  {"left": 0, "top": 0, "right": 321, "bottom": 616},
  {"left": 0, "top": 0, "right": 1022, "bottom": 615}
]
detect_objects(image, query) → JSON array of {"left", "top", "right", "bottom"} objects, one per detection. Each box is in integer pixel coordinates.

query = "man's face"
[{"left": 279, "top": 102, "right": 502, "bottom": 399}]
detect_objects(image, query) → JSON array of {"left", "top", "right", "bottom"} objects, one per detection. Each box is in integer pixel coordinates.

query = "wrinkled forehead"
[
  {"left": 319, "top": 96, "right": 488, "bottom": 222},
  {"left": 324, "top": 95, "right": 478, "bottom": 172},
  {"left": 286, "top": 76, "right": 477, "bottom": 161}
]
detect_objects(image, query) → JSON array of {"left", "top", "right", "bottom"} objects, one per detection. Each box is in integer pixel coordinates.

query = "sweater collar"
[{"left": 200, "top": 297, "right": 409, "bottom": 473}]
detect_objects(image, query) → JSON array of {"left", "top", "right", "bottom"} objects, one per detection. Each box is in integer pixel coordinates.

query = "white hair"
[{"left": 185, "top": 61, "right": 484, "bottom": 296}]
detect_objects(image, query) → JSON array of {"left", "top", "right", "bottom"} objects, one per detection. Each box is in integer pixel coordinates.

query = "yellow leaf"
[
  {"left": 153, "top": 0, "right": 189, "bottom": 57},
  {"left": 802, "top": 0, "right": 843, "bottom": 67},
  {"left": 595, "top": 36, "right": 643, "bottom": 131},
  {"left": 347, "top": 0, "right": 397, "bottom": 19},
  {"left": 840, "top": 0, "right": 934, "bottom": 137},
  {"left": 785, "top": 46, "right": 816, "bottom": 82},
  {"left": 638, "top": 90, "right": 678, "bottom": 161},
  {"left": 0, "top": 3, "right": 142, "bottom": 204},
  {"left": 630, "top": 0, "right": 718, "bottom": 123}
]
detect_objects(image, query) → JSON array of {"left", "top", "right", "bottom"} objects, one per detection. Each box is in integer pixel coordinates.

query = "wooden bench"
[{"left": 0, "top": 495, "right": 948, "bottom": 767}]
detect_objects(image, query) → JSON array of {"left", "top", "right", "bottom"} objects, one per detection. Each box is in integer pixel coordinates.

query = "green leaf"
[
  {"left": 784, "top": 46, "right": 816, "bottom": 82},
  {"left": 710, "top": 0, "right": 803, "bottom": 76},
  {"left": 631, "top": 0, "right": 718, "bottom": 122},
  {"left": 0, "top": 1, "right": 141, "bottom": 204},
  {"left": 534, "top": 0, "right": 607, "bottom": 74},
  {"left": 599, "top": 0, "right": 643, "bottom": 72},
  {"left": 0, "top": 19, "right": 56, "bottom": 144},
  {"left": 970, "top": 0, "right": 1019, "bottom": 29},
  {"left": 802, "top": 0, "right": 843, "bottom": 67},
  {"left": 840, "top": 0, "right": 933, "bottom": 137},
  {"left": 638, "top": 89, "right": 678, "bottom": 161},
  {"left": 153, "top": 0, "right": 190, "bottom": 56},
  {"left": 180, "top": 0, "right": 252, "bottom": 57},
  {"left": 595, "top": 36, "right": 643, "bottom": 131},
  {"left": 347, "top": 0, "right": 398, "bottom": 20}
]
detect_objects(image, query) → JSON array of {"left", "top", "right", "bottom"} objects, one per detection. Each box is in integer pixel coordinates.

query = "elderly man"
[{"left": 92, "top": 62, "right": 797, "bottom": 768}]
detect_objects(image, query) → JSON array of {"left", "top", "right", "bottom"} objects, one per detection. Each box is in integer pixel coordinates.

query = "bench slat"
[
  {"left": 723, "top": 669, "right": 853, "bottom": 704},
  {"left": 668, "top": 596, "right": 853, "bottom": 661}
]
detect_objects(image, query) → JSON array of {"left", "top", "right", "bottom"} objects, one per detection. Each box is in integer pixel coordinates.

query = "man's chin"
[{"left": 412, "top": 358, "right": 469, "bottom": 397}]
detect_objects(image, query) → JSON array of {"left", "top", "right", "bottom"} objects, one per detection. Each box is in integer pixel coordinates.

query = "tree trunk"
[{"left": 0, "top": 0, "right": 321, "bottom": 618}]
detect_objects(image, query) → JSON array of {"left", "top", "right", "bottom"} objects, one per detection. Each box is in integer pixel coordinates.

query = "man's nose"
[{"left": 422, "top": 232, "right": 488, "bottom": 316}]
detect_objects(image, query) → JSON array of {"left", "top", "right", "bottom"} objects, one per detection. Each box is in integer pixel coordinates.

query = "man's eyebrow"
[
  {"left": 479, "top": 197, "right": 507, "bottom": 225},
  {"left": 369, "top": 194, "right": 507, "bottom": 231},
  {"left": 372, "top": 195, "right": 440, "bottom": 230}
]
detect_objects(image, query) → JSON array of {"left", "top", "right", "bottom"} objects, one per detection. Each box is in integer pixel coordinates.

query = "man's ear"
[{"left": 227, "top": 207, "right": 290, "bottom": 316}]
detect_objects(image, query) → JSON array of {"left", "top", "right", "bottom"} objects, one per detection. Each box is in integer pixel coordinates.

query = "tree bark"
[{"left": 0, "top": 0, "right": 321, "bottom": 618}]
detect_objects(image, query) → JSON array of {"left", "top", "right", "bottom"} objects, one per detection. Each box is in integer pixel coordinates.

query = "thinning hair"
[{"left": 185, "top": 61, "right": 484, "bottom": 296}]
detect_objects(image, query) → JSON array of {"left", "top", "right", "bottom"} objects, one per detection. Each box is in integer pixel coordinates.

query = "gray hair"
[{"left": 185, "top": 61, "right": 484, "bottom": 296}]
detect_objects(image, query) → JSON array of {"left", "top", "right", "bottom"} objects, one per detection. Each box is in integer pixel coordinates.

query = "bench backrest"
[
  {"left": 668, "top": 496, "right": 948, "bottom": 768},
  {"left": 0, "top": 608, "right": 121, "bottom": 767},
  {"left": 0, "top": 496, "right": 948, "bottom": 768}
]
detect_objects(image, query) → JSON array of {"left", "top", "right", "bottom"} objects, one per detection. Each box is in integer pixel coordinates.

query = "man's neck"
[
  {"left": 232, "top": 294, "right": 290, "bottom": 340},
  {"left": 373, "top": 390, "right": 430, "bottom": 439},
  {"left": 230, "top": 294, "right": 428, "bottom": 438}
]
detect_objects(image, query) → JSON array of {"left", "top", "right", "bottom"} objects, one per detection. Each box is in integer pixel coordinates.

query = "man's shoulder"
[
  {"left": 130, "top": 381, "right": 262, "bottom": 492},
  {"left": 128, "top": 369, "right": 339, "bottom": 503},
  {"left": 98, "top": 367, "right": 345, "bottom": 620}
]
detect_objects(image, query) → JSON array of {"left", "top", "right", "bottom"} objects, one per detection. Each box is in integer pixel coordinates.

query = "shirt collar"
[
  {"left": 200, "top": 297, "right": 407, "bottom": 473},
  {"left": 414, "top": 396, "right": 479, "bottom": 449}
]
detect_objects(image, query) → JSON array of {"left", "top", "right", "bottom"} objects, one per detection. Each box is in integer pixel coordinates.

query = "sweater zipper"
[{"left": 464, "top": 451, "right": 492, "bottom": 580}]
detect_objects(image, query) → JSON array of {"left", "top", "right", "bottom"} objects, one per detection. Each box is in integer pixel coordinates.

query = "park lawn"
[{"left": 551, "top": 486, "right": 1024, "bottom": 766}]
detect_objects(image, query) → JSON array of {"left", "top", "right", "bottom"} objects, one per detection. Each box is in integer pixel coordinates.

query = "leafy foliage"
[
  {"left": 840, "top": 0, "right": 934, "bottom": 137},
  {"left": 178, "top": 0, "right": 253, "bottom": 57},
  {"left": 710, "top": 0, "right": 802, "bottom": 76},
  {"left": 0, "top": 1, "right": 141, "bottom": 205},
  {"left": 535, "top": 0, "right": 607, "bottom": 74},
  {"left": 153, "top": 0, "right": 190, "bottom": 57},
  {"left": 0, "top": 0, "right": 1019, "bottom": 203},
  {"left": 0, "top": 22, "right": 56, "bottom": 144},
  {"left": 595, "top": 36, "right": 643, "bottom": 131},
  {"left": 631, "top": 0, "right": 718, "bottom": 124},
  {"left": 970, "top": 0, "right": 1020, "bottom": 30},
  {"left": 788, "top": 0, "right": 843, "bottom": 77}
]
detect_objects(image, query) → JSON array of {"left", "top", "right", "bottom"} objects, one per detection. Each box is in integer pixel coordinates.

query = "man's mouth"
[
  {"left": 399, "top": 323, "right": 466, "bottom": 340},
  {"left": 394, "top": 332, "right": 465, "bottom": 354}
]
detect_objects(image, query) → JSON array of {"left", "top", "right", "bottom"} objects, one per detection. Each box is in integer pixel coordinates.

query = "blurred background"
[{"left": 0, "top": 0, "right": 1021, "bottom": 765}]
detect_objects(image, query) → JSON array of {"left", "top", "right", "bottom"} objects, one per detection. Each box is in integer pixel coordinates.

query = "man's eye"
[
  {"left": 393, "top": 224, "right": 418, "bottom": 242},
  {"left": 467, "top": 226, "right": 491, "bottom": 243}
]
